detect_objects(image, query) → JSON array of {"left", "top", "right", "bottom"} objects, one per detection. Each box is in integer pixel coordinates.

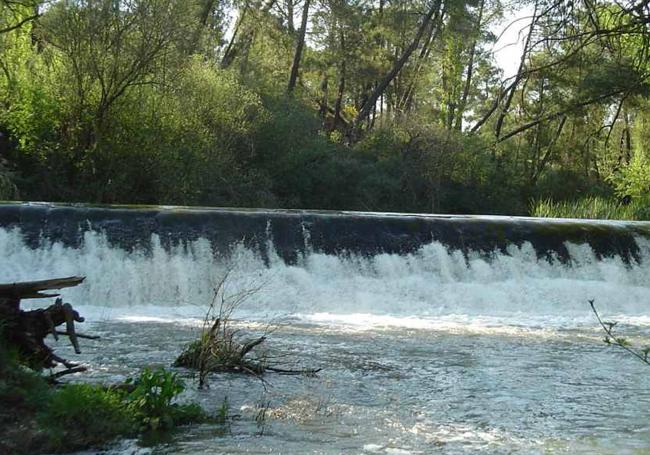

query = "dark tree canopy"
[{"left": 1, "top": 0, "right": 650, "bottom": 217}]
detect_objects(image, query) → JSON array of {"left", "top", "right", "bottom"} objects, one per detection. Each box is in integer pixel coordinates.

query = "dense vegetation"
[
  {"left": 1, "top": 0, "right": 649, "bottom": 218},
  {"left": 0, "top": 335, "right": 208, "bottom": 454}
]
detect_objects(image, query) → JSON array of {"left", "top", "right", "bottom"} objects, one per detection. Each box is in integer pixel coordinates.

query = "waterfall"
[{"left": 2, "top": 203, "right": 649, "bottom": 327}]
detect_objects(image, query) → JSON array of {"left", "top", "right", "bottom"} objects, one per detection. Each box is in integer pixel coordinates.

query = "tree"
[
  {"left": 353, "top": 0, "right": 443, "bottom": 130},
  {"left": 40, "top": 0, "right": 196, "bottom": 148},
  {"left": 0, "top": 0, "right": 41, "bottom": 35},
  {"left": 287, "top": 0, "right": 310, "bottom": 92}
]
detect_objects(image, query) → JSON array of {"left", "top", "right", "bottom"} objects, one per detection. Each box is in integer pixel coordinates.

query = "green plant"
[
  {"left": 0, "top": 361, "right": 50, "bottom": 410},
  {"left": 39, "top": 384, "right": 135, "bottom": 451},
  {"left": 610, "top": 154, "right": 650, "bottom": 202},
  {"left": 0, "top": 324, "right": 50, "bottom": 411},
  {"left": 0, "top": 162, "right": 18, "bottom": 200},
  {"left": 216, "top": 396, "right": 229, "bottom": 425},
  {"left": 125, "top": 367, "right": 208, "bottom": 432},
  {"left": 126, "top": 367, "right": 200, "bottom": 431},
  {"left": 590, "top": 300, "right": 650, "bottom": 366},
  {"left": 1, "top": 319, "right": 208, "bottom": 452},
  {"left": 171, "top": 402, "right": 208, "bottom": 426},
  {"left": 530, "top": 196, "right": 646, "bottom": 220}
]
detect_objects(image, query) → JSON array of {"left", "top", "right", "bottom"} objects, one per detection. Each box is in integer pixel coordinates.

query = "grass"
[
  {"left": 39, "top": 384, "right": 136, "bottom": 451},
  {"left": 530, "top": 196, "right": 650, "bottom": 221}
]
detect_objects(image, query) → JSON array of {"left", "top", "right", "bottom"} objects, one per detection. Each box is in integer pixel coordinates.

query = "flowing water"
[{"left": 2, "top": 207, "right": 650, "bottom": 454}]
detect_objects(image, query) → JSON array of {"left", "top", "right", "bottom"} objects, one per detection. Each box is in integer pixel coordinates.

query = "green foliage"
[
  {"left": 39, "top": 384, "right": 135, "bottom": 451},
  {"left": 254, "top": 95, "right": 364, "bottom": 209},
  {"left": 1, "top": 0, "right": 650, "bottom": 216},
  {"left": 530, "top": 196, "right": 650, "bottom": 221},
  {"left": 351, "top": 122, "right": 526, "bottom": 214},
  {"left": 0, "top": 342, "right": 50, "bottom": 411},
  {"left": 36, "top": 372, "right": 207, "bottom": 450},
  {"left": 0, "top": 163, "right": 18, "bottom": 199},
  {"left": 533, "top": 170, "right": 613, "bottom": 202},
  {"left": 1, "top": 335, "right": 207, "bottom": 452},
  {"left": 126, "top": 367, "right": 184, "bottom": 425},
  {"left": 0, "top": 338, "right": 52, "bottom": 455},
  {"left": 126, "top": 367, "right": 206, "bottom": 431},
  {"left": 610, "top": 154, "right": 650, "bottom": 203},
  {"left": 1, "top": 320, "right": 207, "bottom": 452},
  {"left": 530, "top": 197, "right": 630, "bottom": 219}
]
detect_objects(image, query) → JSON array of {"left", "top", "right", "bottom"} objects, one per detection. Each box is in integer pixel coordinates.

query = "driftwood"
[
  {"left": 0, "top": 276, "right": 95, "bottom": 374},
  {"left": 0, "top": 276, "right": 85, "bottom": 301}
]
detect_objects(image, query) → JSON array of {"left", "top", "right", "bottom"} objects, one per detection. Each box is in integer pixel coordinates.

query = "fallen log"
[
  {"left": 0, "top": 277, "right": 92, "bottom": 373},
  {"left": 0, "top": 276, "right": 85, "bottom": 301}
]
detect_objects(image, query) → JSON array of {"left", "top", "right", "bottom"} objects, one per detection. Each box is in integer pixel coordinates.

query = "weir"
[
  {"left": 1, "top": 202, "right": 649, "bottom": 319},
  {"left": 1, "top": 202, "right": 650, "bottom": 262}
]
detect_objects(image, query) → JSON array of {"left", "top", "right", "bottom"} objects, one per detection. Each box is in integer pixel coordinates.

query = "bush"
[
  {"left": 610, "top": 154, "right": 650, "bottom": 201},
  {"left": 254, "top": 95, "right": 350, "bottom": 208},
  {"left": 0, "top": 336, "right": 51, "bottom": 454},
  {"left": 533, "top": 169, "right": 613, "bottom": 202},
  {"left": 35, "top": 367, "right": 207, "bottom": 451},
  {"left": 1, "top": 350, "right": 207, "bottom": 453},
  {"left": 0, "top": 361, "right": 50, "bottom": 411}
]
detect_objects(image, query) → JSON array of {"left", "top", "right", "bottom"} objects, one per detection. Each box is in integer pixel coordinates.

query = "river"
[{"left": 1, "top": 203, "right": 649, "bottom": 454}]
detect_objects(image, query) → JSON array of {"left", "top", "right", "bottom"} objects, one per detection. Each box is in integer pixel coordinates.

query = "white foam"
[{"left": 2, "top": 227, "right": 649, "bottom": 329}]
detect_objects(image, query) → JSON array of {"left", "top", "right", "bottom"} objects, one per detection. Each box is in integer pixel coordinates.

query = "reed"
[{"left": 530, "top": 197, "right": 649, "bottom": 221}]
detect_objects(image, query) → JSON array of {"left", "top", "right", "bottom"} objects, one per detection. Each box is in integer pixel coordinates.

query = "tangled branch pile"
[{"left": 174, "top": 275, "right": 319, "bottom": 387}]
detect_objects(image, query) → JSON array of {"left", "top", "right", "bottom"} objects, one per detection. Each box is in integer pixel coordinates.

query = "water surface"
[{"left": 1, "top": 226, "right": 649, "bottom": 454}]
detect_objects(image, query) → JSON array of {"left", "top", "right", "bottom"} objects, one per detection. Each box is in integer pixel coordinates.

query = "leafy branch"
[{"left": 589, "top": 299, "right": 650, "bottom": 366}]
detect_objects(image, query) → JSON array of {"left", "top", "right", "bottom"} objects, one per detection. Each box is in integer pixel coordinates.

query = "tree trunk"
[
  {"left": 288, "top": 0, "right": 311, "bottom": 93},
  {"left": 319, "top": 72, "right": 329, "bottom": 120},
  {"left": 399, "top": 10, "right": 442, "bottom": 112},
  {"left": 494, "top": 0, "right": 538, "bottom": 139},
  {"left": 221, "top": 0, "right": 277, "bottom": 69},
  {"left": 287, "top": 0, "right": 295, "bottom": 33},
  {"left": 621, "top": 109, "right": 632, "bottom": 164},
  {"left": 454, "top": 0, "right": 484, "bottom": 131},
  {"left": 0, "top": 276, "right": 85, "bottom": 300},
  {"left": 352, "top": 0, "right": 442, "bottom": 131},
  {"left": 530, "top": 115, "right": 566, "bottom": 186},
  {"left": 190, "top": 0, "right": 217, "bottom": 53},
  {"left": 333, "top": 29, "right": 346, "bottom": 129}
]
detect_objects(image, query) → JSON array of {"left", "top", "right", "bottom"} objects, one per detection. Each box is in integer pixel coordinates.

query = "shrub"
[
  {"left": 0, "top": 320, "right": 50, "bottom": 408},
  {"left": 610, "top": 154, "right": 650, "bottom": 201},
  {"left": 533, "top": 169, "right": 613, "bottom": 202}
]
